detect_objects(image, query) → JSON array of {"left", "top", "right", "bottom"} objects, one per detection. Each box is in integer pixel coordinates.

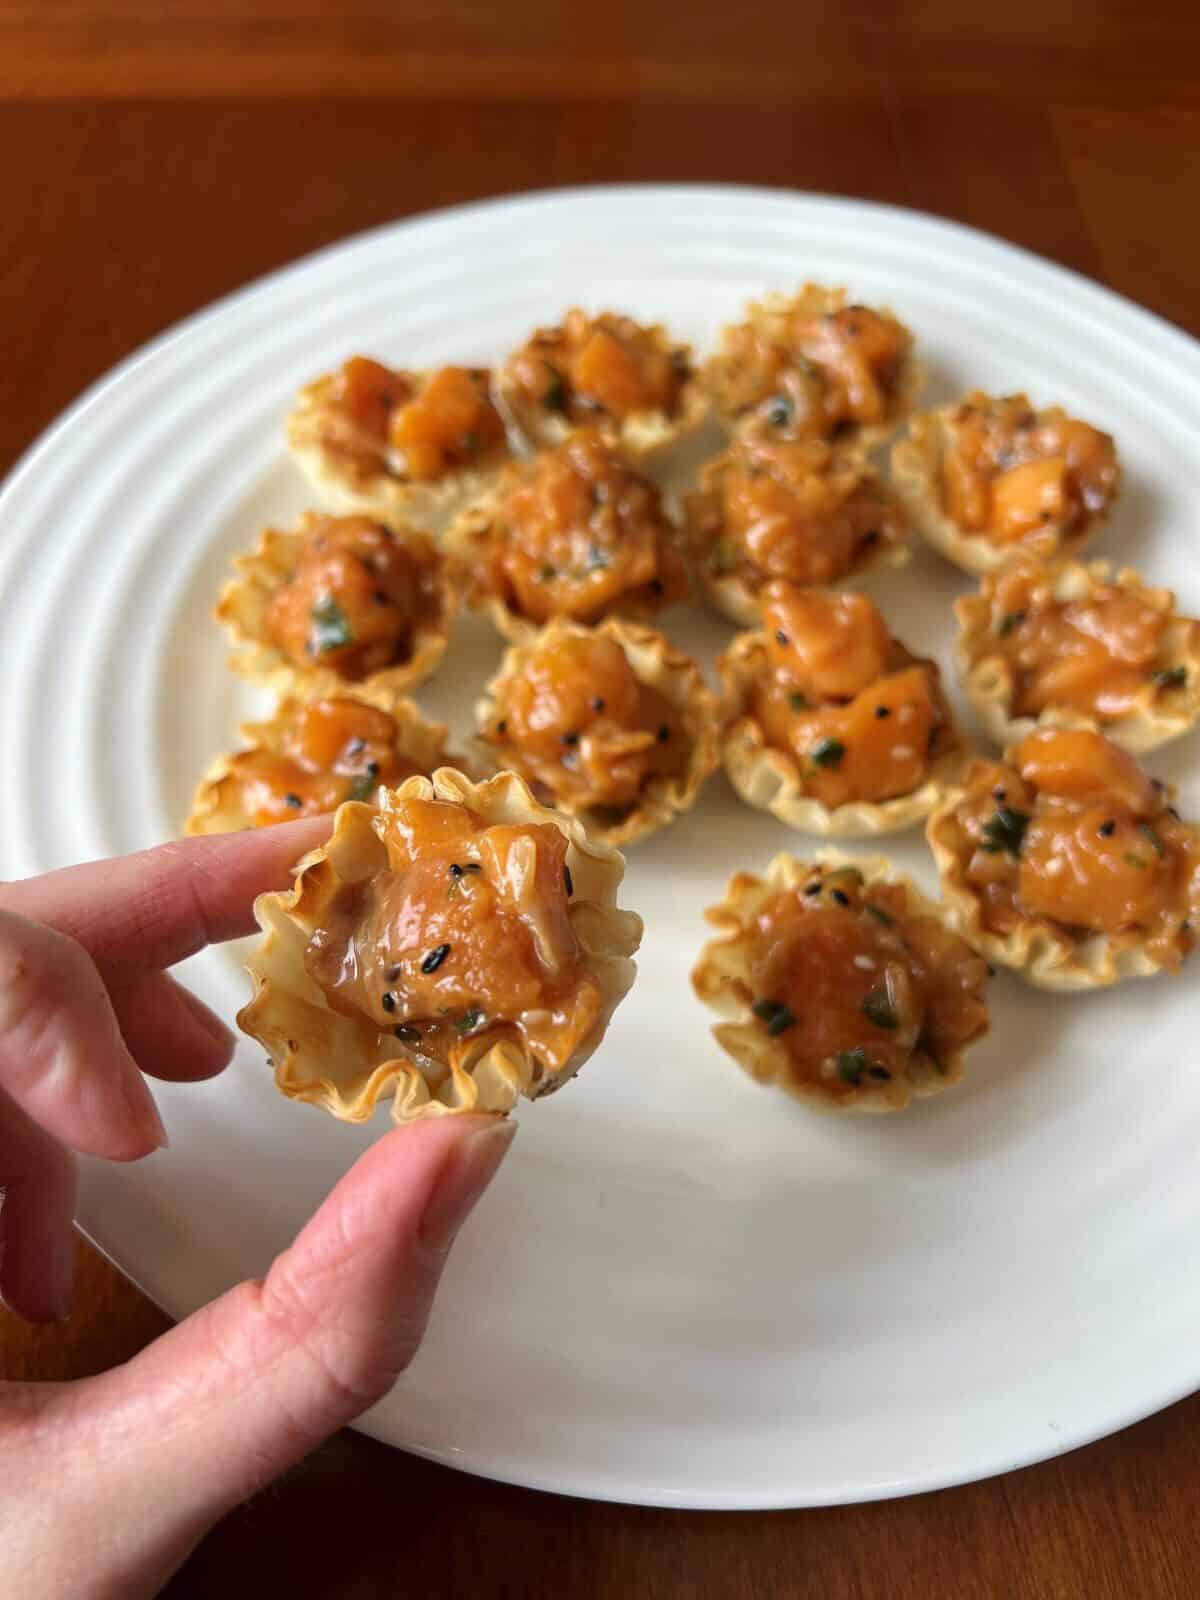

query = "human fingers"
[
  {"left": 0, "top": 815, "right": 332, "bottom": 985},
  {"left": 108, "top": 971, "right": 235, "bottom": 1083},
  {"left": 0, "top": 1085, "right": 78, "bottom": 1323},
  {"left": 0, "top": 911, "right": 166, "bottom": 1160},
  {"left": 8, "top": 1115, "right": 514, "bottom": 1596}
]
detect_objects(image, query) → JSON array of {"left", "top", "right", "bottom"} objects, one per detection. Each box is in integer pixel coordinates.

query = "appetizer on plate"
[
  {"left": 445, "top": 427, "right": 688, "bottom": 641},
  {"left": 476, "top": 616, "right": 720, "bottom": 846},
  {"left": 719, "top": 583, "right": 962, "bottom": 835},
  {"left": 892, "top": 391, "right": 1120, "bottom": 575},
  {"left": 955, "top": 559, "right": 1200, "bottom": 753},
  {"left": 287, "top": 356, "right": 514, "bottom": 522},
  {"left": 684, "top": 431, "right": 909, "bottom": 625},
  {"left": 704, "top": 284, "right": 921, "bottom": 447},
  {"left": 693, "top": 852, "right": 990, "bottom": 1112},
  {"left": 217, "top": 512, "right": 455, "bottom": 698},
  {"left": 495, "top": 307, "right": 708, "bottom": 458},
  {"left": 239, "top": 768, "right": 643, "bottom": 1122},
  {"left": 186, "top": 690, "right": 457, "bottom": 834},
  {"left": 927, "top": 727, "right": 1200, "bottom": 989}
]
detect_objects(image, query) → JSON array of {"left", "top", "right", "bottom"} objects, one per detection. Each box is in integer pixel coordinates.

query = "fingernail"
[
  {"left": 419, "top": 1119, "right": 516, "bottom": 1252},
  {"left": 124, "top": 1074, "right": 170, "bottom": 1150}
]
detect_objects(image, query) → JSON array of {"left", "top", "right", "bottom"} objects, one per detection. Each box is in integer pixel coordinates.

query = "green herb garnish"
[
  {"left": 997, "top": 610, "right": 1027, "bottom": 637},
  {"left": 810, "top": 737, "right": 845, "bottom": 769},
  {"left": 766, "top": 393, "right": 793, "bottom": 428},
  {"left": 346, "top": 762, "right": 380, "bottom": 803},
  {"left": 455, "top": 1008, "right": 486, "bottom": 1037},
  {"left": 864, "top": 903, "right": 893, "bottom": 926},
  {"left": 460, "top": 430, "right": 481, "bottom": 456},
  {"left": 980, "top": 805, "right": 1029, "bottom": 856},
  {"left": 1139, "top": 824, "right": 1166, "bottom": 857},
  {"left": 309, "top": 595, "right": 353, "bottom": 655},
  {"left": 1154, "top": 665, "right": 1187, "bottom": 690},
  {"left": 862, "top": 989, "right": 898, "bottom": 1030},
  {"left": 788, "top": 690, "right": 809, "bottom": 712},
  {"left": 539, "top": 564, "right": 557, "bottom": 582},
  {"left": 1124, "top": 853, "right": 1148, "bottom": 870},
  {"left": 751, "top": 998, "right": 797, "bottom": 1037},
  {"left": 836, "top": 1048, "right": 870, "bottom": 1085}
]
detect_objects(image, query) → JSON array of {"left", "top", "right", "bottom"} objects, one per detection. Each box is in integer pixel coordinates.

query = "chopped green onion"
[
  {"left": 810, "top": 737, "right": 845, "bottom": 769},
  {"left": 309, "top": 595, "right": 353, "bottom": 655},
  {"left": 455, "top": 1008, "right": 486, "bottom": 1037},
  {"left": 980, "top": 805, "right": 1029, "bottom": 856},
  {"left": 1154, "top": 665, "right": 1187, "bottom": 690},
  {"left": 751, "top": 998, "right": 797, "bottom": 1037},
  {"left": 788, "top": 690, "right": 809, "bottom": 712},
  {"left": 862, "top": 989, "right": 898, "bottom": 1030}
]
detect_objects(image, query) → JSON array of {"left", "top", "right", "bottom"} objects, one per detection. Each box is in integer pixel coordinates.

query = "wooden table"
[{"left": 3, "top": 4, "right": 1200, "bottom": 1593}]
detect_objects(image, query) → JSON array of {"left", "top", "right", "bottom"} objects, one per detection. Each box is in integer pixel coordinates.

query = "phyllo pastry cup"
[
  {"left": 445, "top": 427, "right": 688, "bottom": 643},
  {"left": 238, "top": 768, "right": 643, "bottom": 1123},
  {"left": 703, "top": 284, "right": 923, "bottom": 449},
  {"left": 185, "top": 689, "right": 458, "bottom": 834},
  {"left": 693, "top": 851, "right": 990, "bottom": 1113},
  {"left": 476, "top": 616, "right": 721, "bottom": 847},
  {"left": 891, "top": 391, "right": 1121, "bottom": 576},
  {"left": 718, "top": 586, "right": 963, "bottom": 837},
  {"left": 286, "top": 356, "right": 515, "bottom": 525},
  {"left": 216, "top": 512, "right": 456, "bottom": 699},
  {"left": 926, "top": 728, "right": 1200, "bottom": 991},
  {"left": 954, "top": 558, "right": 1200, "bottom": 754},
  {"left": 684, "top": 433, "right": 909, "bottom": 627},
  {"left": 495, "top": 307, "right": 709, "bottom": 460}
]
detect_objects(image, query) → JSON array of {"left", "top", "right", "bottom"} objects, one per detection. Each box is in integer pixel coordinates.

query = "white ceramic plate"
[{"left": 3, "top": 186, "right": 1200, "bottom": 1510}]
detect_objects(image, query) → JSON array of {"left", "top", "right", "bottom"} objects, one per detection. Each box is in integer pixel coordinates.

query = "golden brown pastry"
[
  {"left": 287, "top": 356, "right": 515, "bottom": 523},
  {"left": 186, "top": 690, "right": 458, "bottom": 834},
  {"left": 476, "top": 616, "right": 720, "bottom": 846},
  {"left": 693, "top": 852, "right": 990, "bottom": 1112},
  {"left": 704, "top": 284, "right": 922, "bottom": 447},
  {"left": 955, "top": 558, "right": 1200, "bottom": 753},
  {"left": 892, "top": 391, "right": 1120, "bottom": 575},
  {"left": 719, "top": 584, "right": 962, "bottom": 835},
  {"left": 926, "top": 727, "right": 1200, "bottom": 989},
  {"left": 445, "top": 427, "right": 688, "bottom": 641},
  {"left": 496, "top": 308, "right": 708, "bottom": 458},
  {"left": 217, "top": 512, "right": 455, "bottom": 697},
  {"left": 238, "top": 768, "right": 643, "bottom": 1122},
  {"left": 684, "top": 431, "right": 909, "bottom": 625}
]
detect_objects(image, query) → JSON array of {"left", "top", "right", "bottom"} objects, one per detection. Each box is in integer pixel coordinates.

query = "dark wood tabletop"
[{"left": 3, "top": 4, "right": 1200, "bottom": 1594}]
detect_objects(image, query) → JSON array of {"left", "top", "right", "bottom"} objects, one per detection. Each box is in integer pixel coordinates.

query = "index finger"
[{"left": 0, "top": 816, "right": 332, "bottom": 980}]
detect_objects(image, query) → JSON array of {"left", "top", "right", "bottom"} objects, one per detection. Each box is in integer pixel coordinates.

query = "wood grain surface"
[{"left": 2, "top": 4, "right": 1198, "bottom": 1595}]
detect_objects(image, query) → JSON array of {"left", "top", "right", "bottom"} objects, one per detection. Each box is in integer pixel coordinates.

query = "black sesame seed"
[
  {"left": 449, "top": 863, "right": 465, "bottom": 878},
  {"left": 775, "top": 629, "right": 789, "bottom": 647},
  {"left": 657, "top": 724, "right": 670, "bottom": 743},
  {"left": 804, "top": 882, "right": 822, "bottom": 896},
  {"left": 564, "top": 864, "right": 574, "bottom": 896},
  {"left": 592, "top": 697, "right": 606, "bottom": 713},
  {"left": 496, "top": 719, "right": 507, "bottom": 735},
  {"left": 421, "top": 943, "right": 450, "bottom": 974},
  {"left": 992, "top": 788, "right": 1007, "bottom": 802},
  {"left": 830, "top": 889, "right": 850, "bottom": 907},
  {"left": 284, "top": 792, "right": 302, "bottom": 809},
  {"left": 868, "top": 1066, "right": 892, "bottom": 1081},
  {"left": 373, "top": 589, "right": 389, "bottom": 605},
  {"left": 394, "top": 1024, "right": 420, "bottom": 1044},
  {"left": 650, "top": 578, "right": 665, "bottom": 597},
  {"left": 1099, "top": 820, "right": 1116, "bottom": 838},
  {"left": 562, "top": 730, "right": 580, "bottom": 746},
  {"left": 874, "top": 705, "right": 890, "bottom": 719},
  {"left": 387, "top": 964, "right": 401, "bottom": 982},
  {"left": 366, "top": 760, "right": 380, "bottom": 778},
  {"left": 381, "top": 992, "right": 397, "bottom": 1013}
]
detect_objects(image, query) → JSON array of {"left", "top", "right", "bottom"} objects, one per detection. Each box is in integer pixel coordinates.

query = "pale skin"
[{"left": 0, "top": 818, "right": 515, "bottom": 1597}]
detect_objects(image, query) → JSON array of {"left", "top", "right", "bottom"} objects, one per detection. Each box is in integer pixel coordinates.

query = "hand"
[{"left": 0, "top": 822, "right": 515, "bottom": 1597}]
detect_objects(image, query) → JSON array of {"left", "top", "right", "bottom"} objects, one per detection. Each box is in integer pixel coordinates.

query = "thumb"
[{"left": 16, "top": 1114, "right": 514, "bottom": 1596}]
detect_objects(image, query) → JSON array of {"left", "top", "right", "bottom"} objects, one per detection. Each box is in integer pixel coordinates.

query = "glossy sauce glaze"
[
  {"left": 464, "top": 428, "right": 687, "bottom": 625},
  {"left": 941, "top": 392, "right": 1118, "bottom": 544},
  {"left": 711, "top": 301, "right": 910, "bottom": 435},
  {"left": 945, "top": 728, "right": 1198, "bottom": 962},
  {"left": 323, "top": 355, "right": 508, "bottom": 483},
  {"left": 963, "top": 563, "right": 1186, "bottom": 721},
  {"left": 737, "top": 585, "right": 957, "bottom": 807},
  {"left": 503, "top": 309, "right": 692, "bottom": 424},
  {"left": 226, "top": 698, "right": 431, "bottom": 826},
  {"left": 304, "top": 796, "right": 602, "bottom": 1071},
  {"left": 264, "top": 515, "right": 442, "bottom": 679},
  {"left": 745, "top": 863, "right": 989, "bottom": 1103},
  {"left": 693, "top": 434, "right": 906, "bottom": 590},
  {"left": 483, "top": 628, "right": 687, "bottom": 812}
]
